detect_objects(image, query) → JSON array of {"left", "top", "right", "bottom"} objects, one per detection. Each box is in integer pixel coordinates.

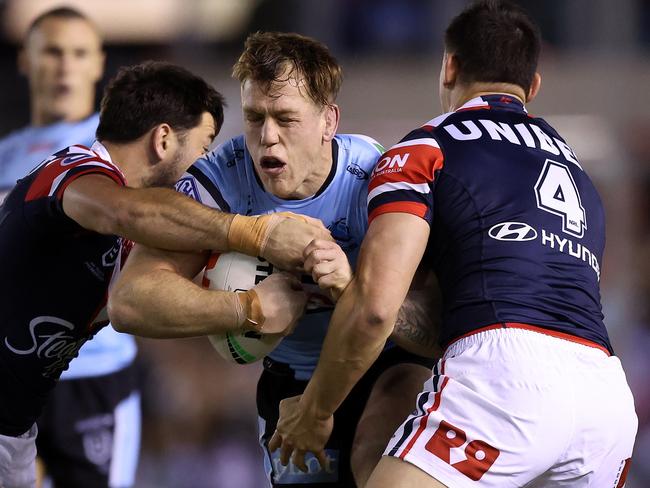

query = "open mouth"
[
  {"left": 53, "top": 84, "right": 72, "bottom": 97},
  {"left": 259, "top": 156, "right": 286, "bottom": 175}
]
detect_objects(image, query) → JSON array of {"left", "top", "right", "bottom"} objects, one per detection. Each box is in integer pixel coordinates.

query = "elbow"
[
  {"left": 357, "top": 300, "right": 397, "bottom": 339},
  {"left": 107, "top": 286, "right": 140, "bottom": 334},
  {"left": 95, "top": 194, "right": 136, "bottom": 236}
]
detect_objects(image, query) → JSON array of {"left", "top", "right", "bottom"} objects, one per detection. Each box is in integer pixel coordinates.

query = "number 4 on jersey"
[{"left": 534, "top": 159, "right": 586, "bottom": 238}]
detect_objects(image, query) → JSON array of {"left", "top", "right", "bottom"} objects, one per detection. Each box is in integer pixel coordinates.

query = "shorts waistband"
[
  {"left": 262, "top": 356, "right": 295, "bottom": 378},
  {"left": 444, "top": 323, "right": 611, "bottom": 357}
]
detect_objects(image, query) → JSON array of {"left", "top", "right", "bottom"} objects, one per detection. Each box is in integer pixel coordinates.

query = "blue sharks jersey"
[
  {"left": 0, "top": 118, "right": 136, "bottom": 382},
  {"left": 0, "top": 114, "right": 99, "bottom": 196},
  {"left": 368, "top": 94, "right": 612, "bottom": 353},
  {"left": 177, "top": 134, "right": 383, "bottom": 379}
]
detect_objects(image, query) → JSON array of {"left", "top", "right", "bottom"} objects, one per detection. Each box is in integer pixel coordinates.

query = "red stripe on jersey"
[
  {"left": 202, "top": 253, "right": 221, "bottom": 288},
  {"left": 53, "top": 168, "right": 124, "bottom": 201},
  {"left": 399, "top": 376, "right": 449, "bottom": 459},
  {"left": 616, "top": 458, "right": 632, "bottom": 488},
  {"left": 369, "top": 144, "right": 444, "bottom": 193},
  {"left": 369, "top": 201, "right": 428, "bottom": 224},
  {"left": 25, "top": 155, "right": 123, "bottom": 202},
  {"left": 443, "top": 322, "right": 612, "bottom": 356},
  {"left": 456, "top": 105, "right": 490, "bottom": 113}
]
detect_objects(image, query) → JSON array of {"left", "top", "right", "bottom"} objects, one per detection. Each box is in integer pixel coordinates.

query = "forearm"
[
  {"left": 300, "top": 279, "right": 395, "bottom": 417},
  {"left": 112, "top": 187, "right": 234, "bottom": 252},
  {"left": 108, "top": 267, "right": 241, "bottom": 338}
]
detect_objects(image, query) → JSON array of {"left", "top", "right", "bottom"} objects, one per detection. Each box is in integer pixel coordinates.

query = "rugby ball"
[{"left": 203, "top": 252, "right": 280, "bottom": 364}]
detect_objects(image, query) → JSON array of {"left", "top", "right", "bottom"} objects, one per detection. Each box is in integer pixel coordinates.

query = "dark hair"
[
  {"left": 96, "top": 61, "right": 226, "bottom": 143},
  {"left": 26, "top": 7, "right": 97, "bottom": 39},
  {"left": 232, "top": 31, "right": 342, "bottom": 107},
  {"left": 445, "top": 0, "right": 541, "bottom": 92}
]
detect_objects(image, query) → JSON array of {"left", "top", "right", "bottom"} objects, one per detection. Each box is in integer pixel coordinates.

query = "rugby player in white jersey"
[{"left": 110, "top": 32, "right": 437, "bottom": 487}]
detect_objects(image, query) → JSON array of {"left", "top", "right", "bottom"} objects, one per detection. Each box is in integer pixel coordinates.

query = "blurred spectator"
[{"left": 0, "top": 7, "right": 140, "bottom": 488}]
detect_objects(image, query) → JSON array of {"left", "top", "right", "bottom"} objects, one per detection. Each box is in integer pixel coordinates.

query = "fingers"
[
  {"left": 268, "top": 435, "right": 323, "bottom": 474},
  {"left": 280, "top": 439, "right": 294, "bottom": 467},
  {"left": 268, "top": 430, "right": 282, "bottom": 452},
  {"left": 292, "top": 449, "right": 308, "bottom": 473},
  {"left": 303, "top": 240, "right": 344, "bottom": 272},
  {"left": 277, "top": 211, "right": 327, "bottom": 230},
  {"left": 314, "top": 449, "right": 328, "bottom": 472}
]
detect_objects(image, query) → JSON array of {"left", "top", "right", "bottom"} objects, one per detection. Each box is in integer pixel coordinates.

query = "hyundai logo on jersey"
[{"left": 488, "top": 222, "right": 538, "bottom": 242}]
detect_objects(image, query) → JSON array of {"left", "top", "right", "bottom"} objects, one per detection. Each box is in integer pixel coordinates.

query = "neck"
[
  {"left": 31, "top": 97, "right": 95, "bottom": 127},
  {"left": 450, "top": 82, "right": 526, "bottom": 112},
  {"left": 100, "top": 140, "right": 151, "bottom": 188},
  {"left": 294, "top": 141, "right": 333, "bottom": 199}
]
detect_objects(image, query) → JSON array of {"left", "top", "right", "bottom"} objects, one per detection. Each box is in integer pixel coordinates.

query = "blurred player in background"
[
  {"left": 0, "top": 8, "right": 141, "bottom": 488},
  {"left": 272, "top": 1, "right": 639, "bottom": 487},
  {"left": 110, "top": 31, "right": 436, "bottom": 487},
  {"left": 0, "top": 59, "right": 320, "bottom": 488}
]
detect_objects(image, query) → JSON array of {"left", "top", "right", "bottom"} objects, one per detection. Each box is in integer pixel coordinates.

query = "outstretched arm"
[
  {"left": 63, "top": 174, "right": 330, "bottom": 269},
  {"left": 270, "top": 212, "right": 430, "bottom": 469}
]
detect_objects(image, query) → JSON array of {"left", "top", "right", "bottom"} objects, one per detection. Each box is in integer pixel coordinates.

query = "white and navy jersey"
[
  {"left": 368, "top": 94, "right": 612, "bottom": 353},
  {"left": 177, "top": 134, "right": 383, "bottom": 379},
  {"left": 0, "top": 142, "right": 126, "bottom": 436},
  {"left": 0, "top": 117, "right": 137, "bottom": 382}
]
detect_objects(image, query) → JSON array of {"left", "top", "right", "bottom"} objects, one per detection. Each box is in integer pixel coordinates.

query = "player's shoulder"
[
  {"left": 336, "top": 133, "right": 384, "bottom": 173},
  {"left": 337, "top": 133, "right": 384, "bottom": 156}
]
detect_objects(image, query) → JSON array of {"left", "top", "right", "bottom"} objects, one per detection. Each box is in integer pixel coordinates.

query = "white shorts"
[
  {"left": 0, "top": 423, "right": 37, "bottom": 488},
  {"left": 385, "top": 325, "right": 638, "bottom": 487}
]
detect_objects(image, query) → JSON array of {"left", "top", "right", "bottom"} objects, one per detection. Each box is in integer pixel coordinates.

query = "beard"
[{"left": 143, "top": 146, "right": 187, "bottom": 188}]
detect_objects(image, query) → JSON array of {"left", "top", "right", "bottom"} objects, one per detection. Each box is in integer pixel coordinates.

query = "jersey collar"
[
  {"left": 457, "top": 94, "right": 527, "bottom": 114},
  {"left": 91, "top": 141, "right": 127, "bottom": 183}
]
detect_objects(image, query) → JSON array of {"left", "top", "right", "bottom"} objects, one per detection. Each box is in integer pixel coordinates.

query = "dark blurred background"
[{"left": 1, "top": 1, "right": 648, "bottom": 486}]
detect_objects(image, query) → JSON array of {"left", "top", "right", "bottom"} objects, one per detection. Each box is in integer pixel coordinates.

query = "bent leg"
[
  {"left": 351, "top": 363, "right": 431, "bottom": 487},
  {"left": 366, "top": 456, "right": 448, "bottom": 488}
]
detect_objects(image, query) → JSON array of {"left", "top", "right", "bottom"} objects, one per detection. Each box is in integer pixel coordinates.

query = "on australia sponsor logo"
[
  {"left": 4, "top": 316, "right": 88, "bottom": 378},
  {"left": 175, "top": 176, "right": 202, "bottom": 202},
  {"left": 371, "top": 153, "right": 410, "bottom": 177},
  {"left": 488, "top": 222, "right": 537, "bottom": 241}
]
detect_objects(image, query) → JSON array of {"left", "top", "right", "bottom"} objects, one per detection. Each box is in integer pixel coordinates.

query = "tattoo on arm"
[{"left": 394, "top": 287, "right": 441, "bottom": 352}]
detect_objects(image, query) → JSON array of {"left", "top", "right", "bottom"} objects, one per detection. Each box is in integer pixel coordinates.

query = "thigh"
[
  {"left": 352, "top": 362, "right": 431, "bottom": 486},
  {"left": 0, "top": 424, "right": 37, "bottom": 488},
  {"left": 531, "top": 355, "right": 638, "bottom": 487},
  {"left": 36, "top": 364, "right": 140, "bottom": 488},
  {"left": 366, "top": 456, "right": 447, "bottom": 488}
]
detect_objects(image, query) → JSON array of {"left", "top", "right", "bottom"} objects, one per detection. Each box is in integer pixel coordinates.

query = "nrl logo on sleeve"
[{"left": 175, "top": 177, "right": 202, "bottom": 202}]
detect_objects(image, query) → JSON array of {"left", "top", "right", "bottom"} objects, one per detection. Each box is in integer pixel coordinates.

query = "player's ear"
[
  {"left": 322, "top": 103, "right": 339, "bottom": 143},
  {"left": 17, "top": 48, "right": 29, "bottom": 77},
  {"left": 91, "top": 49, "right": 106, "bottom": 83},
  {"left": 443, "top": 52, "right": 459, "bottom": 88},
  {"left": 527, "top": 72, "right": 541, "bottom": 103},
  {"left": 151, "top": 123, "right": 173, "bottom": 161}
]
